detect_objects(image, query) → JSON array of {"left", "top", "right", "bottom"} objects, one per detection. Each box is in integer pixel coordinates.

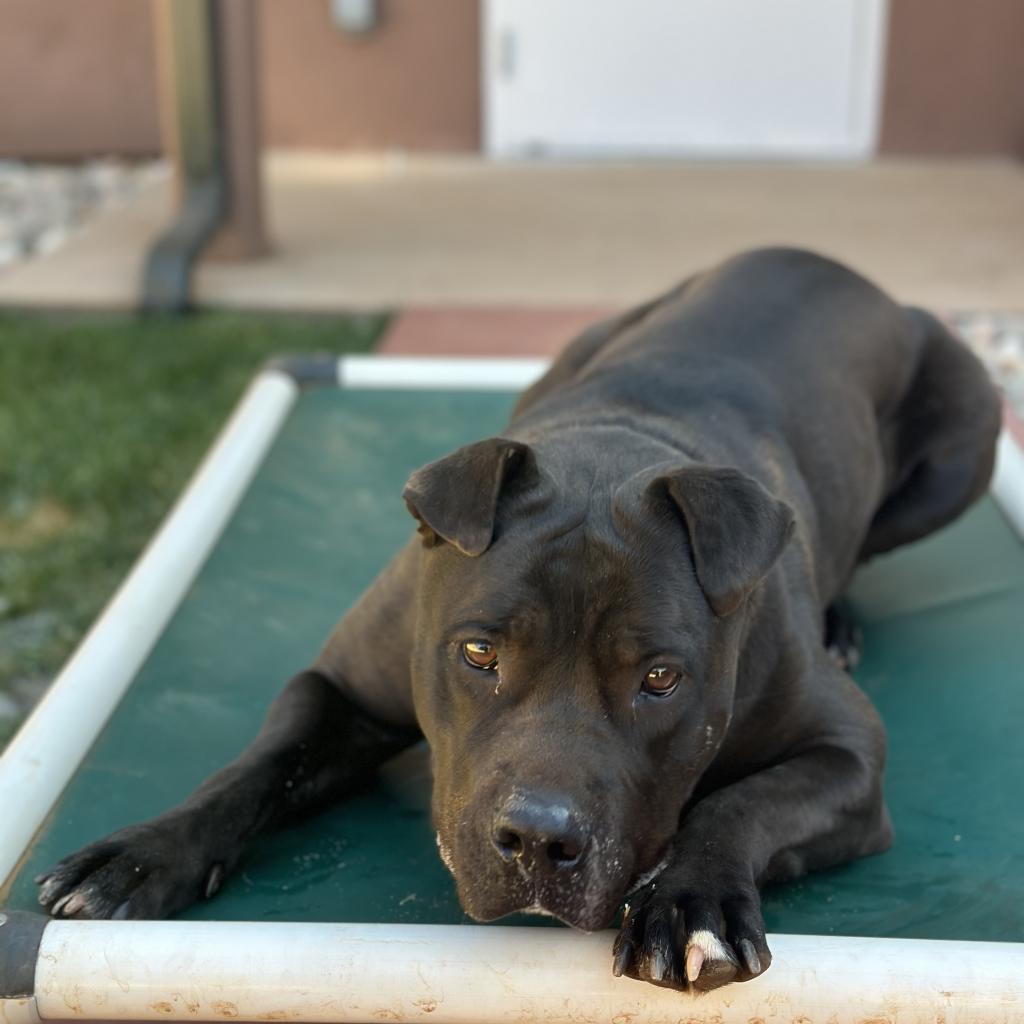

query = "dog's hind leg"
[
  {"left": 824, "top": 601, "right": 862, "bottom": 670},
  {"left": 859, "top": 310, "right": 1001, "bottom": 560}
]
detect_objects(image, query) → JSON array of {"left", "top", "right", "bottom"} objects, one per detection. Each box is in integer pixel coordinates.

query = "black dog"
[{"left": 36, "top": 248, "right": 1000, "bottom": 992}]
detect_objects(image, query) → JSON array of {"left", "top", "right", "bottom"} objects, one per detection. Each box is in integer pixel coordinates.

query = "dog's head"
[{"left": 403, "top": 436, "right": 793, "bottom": 931}]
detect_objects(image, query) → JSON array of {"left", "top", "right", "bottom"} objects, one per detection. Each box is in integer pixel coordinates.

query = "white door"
[{"left": 484, "top": 0, "right": 888, "bottom": 159}]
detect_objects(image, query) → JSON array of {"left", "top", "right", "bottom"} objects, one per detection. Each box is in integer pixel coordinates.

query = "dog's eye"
[
  {"left": 642, "top": 666, "right": 680, "bottom": 697},
  {"left": 462, "top": 640, "right": 498, "bottom": 670}
]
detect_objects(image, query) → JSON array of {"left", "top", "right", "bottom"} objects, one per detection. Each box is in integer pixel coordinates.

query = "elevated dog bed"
[{"left": 1, "top": 357, "right": 1022, "bottom": 1024}]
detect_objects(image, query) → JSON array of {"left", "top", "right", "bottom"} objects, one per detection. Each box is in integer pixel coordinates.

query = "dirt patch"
[{"left": 0, "top": 498, "right": 73, "bottom": 549}]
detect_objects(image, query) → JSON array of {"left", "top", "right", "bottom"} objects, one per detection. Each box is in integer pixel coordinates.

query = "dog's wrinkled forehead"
[
  {"left": 404, "top": 433, "right": 793, "bottom": 627},
  {"left": 453, "top": 526, "right": 655, "bottom": 633},
  {"left": 415, "top": 461, "right": 708, "bottom": 652}
]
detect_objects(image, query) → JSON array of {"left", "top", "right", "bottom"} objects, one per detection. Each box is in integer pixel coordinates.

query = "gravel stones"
[{"left": 0, "top": 158, "right": 166, "bottom": 269}]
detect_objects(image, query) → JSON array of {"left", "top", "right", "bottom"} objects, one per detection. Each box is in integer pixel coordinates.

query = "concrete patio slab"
[
  {"left": 0, "top": 175, "right": 170, "bottom": 309},
  {"left": 1, "top": 154, "right": 1022, "bottom": 312}
]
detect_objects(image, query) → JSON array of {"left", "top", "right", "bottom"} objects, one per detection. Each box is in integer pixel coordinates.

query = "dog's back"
[{"left": 513, "top": 247, "right": 1001, "bottom": 603}]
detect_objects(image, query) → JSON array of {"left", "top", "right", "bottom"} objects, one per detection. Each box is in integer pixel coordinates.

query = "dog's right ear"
[{"left": 402, "top": 438, "right": 536, "bottom": 557}]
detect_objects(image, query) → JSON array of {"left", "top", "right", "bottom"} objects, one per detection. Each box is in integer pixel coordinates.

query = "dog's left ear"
[
  {"left": 403, "top": 437, "right": 536, "bottom": 556},
  {"left": 654, "top": 466, "right": 795, "bottom": 617}
]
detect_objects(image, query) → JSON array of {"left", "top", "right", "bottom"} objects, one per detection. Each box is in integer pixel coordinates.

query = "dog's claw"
[
  {"left": 61, "top": 892, "right": 88, "bottom": 917},
  {"left": 738, "top": 937, "right": 762, "bottom": 976},
  {"left": 111, "top": 901, "right": 131, "bottom": 920},
  {"left": 649, "top": 947, "right": 668, "bottom": 982},
  {"left": 37, "top": 877, "right": 63, "bottom": 906},
  {"left": 50, "top": 892, "right": 75, "bottom": 917},
  {"left": 612, "top": 939, "right": 633, "bottom": 978},
  {"left": 685, "top": 945, "right": 705, "bottom": 984},
  {"left": 204, "top": 863, "right": 225, "bottom": 899}
]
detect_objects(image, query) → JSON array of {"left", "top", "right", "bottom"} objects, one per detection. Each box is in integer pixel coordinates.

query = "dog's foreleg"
[
  {"left": 35, "top": 669, "right": 419, "bottom": 920},
  {"left": 614, "top": 662, "right": 890, "bottom": 992},
  {"left": 37, "top": 541, "right": 423, "bottom": 921}
]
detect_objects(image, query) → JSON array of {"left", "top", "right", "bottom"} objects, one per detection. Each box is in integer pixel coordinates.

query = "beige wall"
[
  {"left": 0, "top": 0, "right": 161, "bottom": 159},
  {"left": 879, "top": 0, "right": 1024, "bottom": 156}
]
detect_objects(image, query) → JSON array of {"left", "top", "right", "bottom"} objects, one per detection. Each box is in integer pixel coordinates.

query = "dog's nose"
[{"left": 492, "top": 793, "right": 588, "bottom": 874}]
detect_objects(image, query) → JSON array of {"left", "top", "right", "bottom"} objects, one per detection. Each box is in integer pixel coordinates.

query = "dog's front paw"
[
  {"left": 611, "top": 879, "right": 771, "bottom": 992},
  {"left": 35, "top": 818, "right": 226, "bottom": 920}
]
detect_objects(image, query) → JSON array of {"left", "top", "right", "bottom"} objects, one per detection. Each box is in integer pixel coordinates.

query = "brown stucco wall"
[
  {"left": 2, "top": 0, "right": 1022, "bottom": 160},
  {"left": 0, "top": 0, "right": 479, "bottom": 160},
  {"left": 260, "top": 0, "right": 481, "bottom": 152},
  {"left": 879, "top": 0, "right": 1024, "bottom": 156},
  {"left": 0, "top": 0, "right": 161, "bottom": 159}
]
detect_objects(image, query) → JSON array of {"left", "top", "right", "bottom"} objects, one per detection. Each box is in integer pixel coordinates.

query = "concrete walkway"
[{"left": 0, "top": 154, "right": 1022, "bottom": 313}]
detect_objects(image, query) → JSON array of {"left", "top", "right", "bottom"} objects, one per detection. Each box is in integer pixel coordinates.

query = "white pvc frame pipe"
[
  {"left": 1, "top": 356, "right": 1022, "bottom": 1024},
  {"left": 992, "top": 426, "right": 1024, "bottom": 538},
  {"left": 338, "top": 354, "right": 549, "bottom": 391},
  {"left": 16, "top": 921, "right": 1024, "bottom": 1024}
]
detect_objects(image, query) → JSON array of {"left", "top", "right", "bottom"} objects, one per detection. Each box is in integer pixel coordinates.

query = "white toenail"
[{"left": 686, "top": 928, "right": 731, "bottom": 962}]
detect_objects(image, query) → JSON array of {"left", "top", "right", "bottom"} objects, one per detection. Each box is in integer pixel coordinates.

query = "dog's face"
[{"left": 403, "top": 438, "right": 792, "bottom": 931}]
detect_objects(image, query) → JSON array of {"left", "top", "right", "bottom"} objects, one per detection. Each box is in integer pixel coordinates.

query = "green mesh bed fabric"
[{"left": 4, "top": 387, "right": 1022, "bottom": 942}]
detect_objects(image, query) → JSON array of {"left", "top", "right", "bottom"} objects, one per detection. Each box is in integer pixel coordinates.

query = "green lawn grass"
[{"left": 0, "top": 310, "right": 387, "bottom": 745}]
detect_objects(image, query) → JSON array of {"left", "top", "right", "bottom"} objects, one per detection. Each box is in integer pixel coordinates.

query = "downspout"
[{"left": 141, "top": 0, "right": 226, "bottom": 314}]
